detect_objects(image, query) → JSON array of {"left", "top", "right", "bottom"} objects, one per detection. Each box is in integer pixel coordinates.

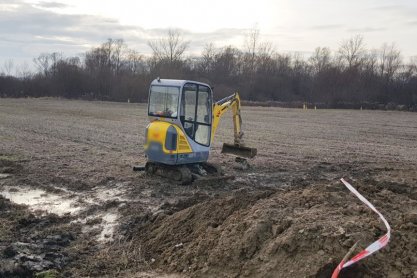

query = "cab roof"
[{"left": 150, "top": 78, "right": 211, "bottom": 88}]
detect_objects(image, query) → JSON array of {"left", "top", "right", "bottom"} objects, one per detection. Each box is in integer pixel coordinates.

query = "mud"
[{"left": 1, "top": 98, "right": 417, "bottom": 277}]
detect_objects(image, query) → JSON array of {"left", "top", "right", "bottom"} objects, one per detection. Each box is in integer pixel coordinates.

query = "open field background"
[{"left": 1, "top": 98, "right": 417, "bottom": 277}]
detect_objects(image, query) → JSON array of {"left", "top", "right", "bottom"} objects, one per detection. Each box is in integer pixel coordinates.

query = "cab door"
[{"left": 180, "top": 83, "right": 212, "bottom": 146}]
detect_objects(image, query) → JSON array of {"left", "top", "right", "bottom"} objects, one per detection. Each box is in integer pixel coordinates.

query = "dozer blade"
[{"left": 221, "top": 143, "right": 257, "bottom": 158}]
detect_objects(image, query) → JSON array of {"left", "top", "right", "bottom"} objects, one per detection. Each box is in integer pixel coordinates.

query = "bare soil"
[{"left": 0, "top": 98, "right": 416, "bottom": 277}]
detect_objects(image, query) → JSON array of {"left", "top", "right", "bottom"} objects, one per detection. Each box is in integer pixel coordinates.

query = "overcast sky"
[{"left": 1, "top": 0, "right": 417, "bottom": 73}]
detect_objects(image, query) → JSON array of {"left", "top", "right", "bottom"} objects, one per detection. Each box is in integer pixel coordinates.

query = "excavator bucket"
[{"left": 221, "top": 143, "right": 257, "bottom": 158}]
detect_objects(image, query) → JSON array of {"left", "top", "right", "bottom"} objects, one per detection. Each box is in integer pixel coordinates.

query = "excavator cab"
[{"left": 145, "top": 79, "right": 213, "bottom": 165}]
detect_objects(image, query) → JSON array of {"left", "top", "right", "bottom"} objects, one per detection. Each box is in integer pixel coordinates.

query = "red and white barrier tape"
[{"left": 331, "top": 178, "right": 391, "bottom": 278}]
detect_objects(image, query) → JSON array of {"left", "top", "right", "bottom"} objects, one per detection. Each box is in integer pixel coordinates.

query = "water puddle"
[
  {"left": 98, "top": 212, "right": 119, "bottom": 242},
  {"left": 1, "top": 184, "right": 129, "bottom": 243},
  {"left": 0, "top": 173, "right": 12, "bottom": 179},
  {"left": 1, "top": 186, "right": 82, "bottom": 216}
]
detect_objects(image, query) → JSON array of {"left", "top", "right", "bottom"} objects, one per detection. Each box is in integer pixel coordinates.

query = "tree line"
[{"left": 1, "top": 29, "right": 416, "bottom": 110}]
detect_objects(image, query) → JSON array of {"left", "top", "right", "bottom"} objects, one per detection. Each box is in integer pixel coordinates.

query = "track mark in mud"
[
  {"left": 98, "top": 212, "right": 119, "bottom": 242},
  {"left": 72, "top": 210, "right": 120, "bottom": 243}
]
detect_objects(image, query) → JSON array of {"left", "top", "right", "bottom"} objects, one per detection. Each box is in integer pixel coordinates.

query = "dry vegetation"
[
  {"left": 1, "top": 98, "right": 417, "bottom": 277},
  {"left": 2, "top": 32, "right": 417, "bottom": 110}
]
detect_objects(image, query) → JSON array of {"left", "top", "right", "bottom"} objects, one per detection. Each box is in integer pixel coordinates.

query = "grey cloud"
[
  {"left": 310, "top": 24, "right": 344, "bottom": 30},
  {"left": 184, "top": 28, "right": 245, "bottom": 46},
  {"left": 145, "top": 27, "right": 244, "bottom": 42},
  {"left": 347, "top": 27, "right": 386, "bottom": 33},
  {"left": 0, "top": 2, "right": 143, "bottom": 42},
  {"left": 35, "top": 1, "right": 68, "bottom": 8},
  {"left": 0, "top": 0, "right": 247, "bottom": 60},
  {"left": 370, "top": 3, "right": 417, "bottom": 19},
  {"left": 406, "top": 20, "right": 417, "bottom": 25},
  {"left": 371, "top": 4, "right": 404, "bottom": 11}
]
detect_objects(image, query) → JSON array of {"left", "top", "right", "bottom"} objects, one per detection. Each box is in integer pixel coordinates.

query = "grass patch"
[
  {"left": 35, "top": 270, "right": 59, "bottom": 278},
  {"left": 0, "top": 154, "right": 20, "bottom": 162}
]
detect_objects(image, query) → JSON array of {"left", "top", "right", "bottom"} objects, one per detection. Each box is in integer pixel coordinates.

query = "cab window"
[
  {"left": 180, "top": 84, "right": 211, "bottom": 146},
  {"left": 181, "top": 84, "right": 197, "bottom": 138},
  {"left": 148, "top": 85, "right": 179, "bottom": 118},
  {"left": 197, "top": 86, "right": 211, "bottom": 124}
]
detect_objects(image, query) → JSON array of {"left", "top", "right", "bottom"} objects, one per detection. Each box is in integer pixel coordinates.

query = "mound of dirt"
[{"left": 129, "top": 180, "right": 416, "bottom": 278}]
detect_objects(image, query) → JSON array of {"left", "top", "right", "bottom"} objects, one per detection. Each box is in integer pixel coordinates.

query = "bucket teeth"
[{"left": 221, "top": 143, "right": 257, "bottom": 158}]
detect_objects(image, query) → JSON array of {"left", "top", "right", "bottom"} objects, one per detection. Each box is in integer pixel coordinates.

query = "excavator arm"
[
  {"left": 211, "top": 92, "right": 243, "bottom": 145},
  {"left": 211, "top": 92, "right": 257, "bottom": 158}
]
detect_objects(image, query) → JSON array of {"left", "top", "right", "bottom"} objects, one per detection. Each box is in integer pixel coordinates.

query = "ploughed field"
[{"left": 0, "top": 98, "right": 416, "bottom": 277}]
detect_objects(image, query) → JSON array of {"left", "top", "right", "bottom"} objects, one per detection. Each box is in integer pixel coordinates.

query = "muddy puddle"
[
  {"left": 98, "top": 212, "right": 119, "bottom": 242},
  {"left": 0, "top": 184, "right": 129, "bottom": 243},
  {"left": 0, "top": 173, "right": 12, "bottom": 179},
  {"left": 1, "top": 186, "right": 82, "bottom": 216}
]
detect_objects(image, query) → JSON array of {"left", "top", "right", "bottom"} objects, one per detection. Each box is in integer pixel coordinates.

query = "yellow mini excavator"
[{"left": 139, "top": 78, "right": 257, "bottom": 184}]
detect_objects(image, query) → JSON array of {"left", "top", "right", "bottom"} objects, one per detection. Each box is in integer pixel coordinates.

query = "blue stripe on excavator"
[
  {"left": 146, "top": 143, "right": 210, "bottom": 165},
  {"left": 177, "top": 151, "right": 209, "bottom": 164}
]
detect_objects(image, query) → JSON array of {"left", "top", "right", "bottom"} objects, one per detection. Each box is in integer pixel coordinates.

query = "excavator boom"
[{"left": 212, "top": 93, "right": 257, "bottom": 158}]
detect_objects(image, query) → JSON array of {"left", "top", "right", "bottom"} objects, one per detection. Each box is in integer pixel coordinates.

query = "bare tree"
[
  {"left": 33, "top": 53, "right": 50, "bottom": 76},
  {"left": 96, "top": 38, "right": 126, "bottom": 74},
  {"left": 16, "top": 61, "right": 32, "bottom": 79},
  {"left": 49, "top": 52, "right": 63, "bottom": 77},
  {"left": 102, "top": 39, "right": 113, "bottom": 66},
  {"left": 244, "top": 26, "right": 260, "bottom": 73},
  {"left": 309, "top": 47, "right": 331, "bottom": 74},
  {"left": 243, "top": 27, "right": 274, "bottom": 79},
  {"left": 200, "top": 43, "right": 216, "bottom": 74},
  {"left": 338, "top": 35, "right": 366, "bottom": 69},
  {"left": 257, "top": 41, "right": 274, "bottom": 58},
  {"left": 125, "top": 49, "right": 144, "bottom": 75},
  {"left": 110, "top": 39, "right": 126, "bottom": 75},
  {"left": 256, "top": 41, "right": 275, "bottom": 72},
  {"left": 408, "top": 56, "right": 417, "bottom": 77},
  {"left": 148, "top": 29, "right": 189, "bottom": 63},
  {"left": 379, "top": 43, "right": 402, "bottom": 80},
  {"left": 1, "top": 35, "right": 416, "bottom": 108},
  {"left": 2, "top": 59, "right": 14, "bottom": 76},
  {"left": 213, "top": 46, "right": 242, "bottom": 79},
  {"left": 362, "top": 49, "right": 379, "bottom": 74},
  {"left": 399, "top": 56, "right": 417, "bottom": 84}
]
